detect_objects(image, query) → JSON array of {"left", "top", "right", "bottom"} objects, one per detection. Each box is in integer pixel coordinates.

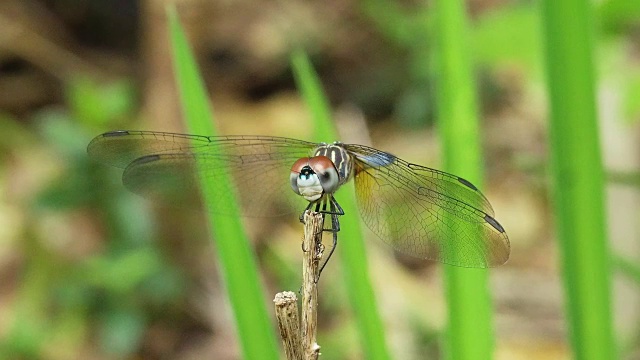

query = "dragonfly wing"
[
  {"left": 88, "top": 131, "right": 317, "bottom": 217},
  {"left": 345, "top": 144, "right": 510, "bottom": 268}
]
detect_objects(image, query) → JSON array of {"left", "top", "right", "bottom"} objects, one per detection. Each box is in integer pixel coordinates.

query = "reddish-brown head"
[{"left": 290, "top": 156, "right": 340, "bottom": 201}]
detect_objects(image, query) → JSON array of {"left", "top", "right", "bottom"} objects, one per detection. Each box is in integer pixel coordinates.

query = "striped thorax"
[{"left": 312, "top": 142, "right": 353, "bottom": 184}]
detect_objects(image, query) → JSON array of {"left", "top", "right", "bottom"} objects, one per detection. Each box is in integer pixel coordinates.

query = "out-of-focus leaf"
[
  {"left": 99, "top": 308, "right": 146, "bottom": 356},
  {"left": 83, "top": 249, "right": 163, "bottom": 294},
  {"left": 36, "top": 110, "right": 93, "bottom": 156},
  {"left": 598, "top": 0, "right": 640, "bottom": 34},
  {"left": 141, "top": 268, "right": 185, "bottom": 305},
  {"left": 410, "top": 315, "right": 441, "bottom": 358},
  {"left": 66, "top": 76, "right": 136, "bottom": 126},
  {"left": 473, "top": 3, "right": 542, "bottom": 76},
  {"left": 0, "top": 113, "right": 35, "bottom": 152},
  {"left": 1, "top": 314, "right": 46, "bottom": 358},
  {"left": 607, "top": 170, "right": 640, "bottom": 187},
  {"left": 614, "top": 255, "right": 640, "bottom": 286},
  {"left": 361, "top": 0, "right": 431, "bottom": 48},
  {"left": 31, "top": 114, "right": 97, "bottom": 209},
  {"left": 624, "top": 73, "right": 640, "bottom": 123}
]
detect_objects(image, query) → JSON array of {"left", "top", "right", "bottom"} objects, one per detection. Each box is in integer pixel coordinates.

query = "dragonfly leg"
[
  {"left": 318, "top": 195, "right": 344, "bottom": 217},
  {"left": 331, "top": 195, "right": 345, "bottom": 215},
  {"left": 329, "top": 196, "right": 343, "bottom": 232},
  {"left": 300, "top": 195, "right": 343, "bottom": 280},
  {"left": 315, "top": 195, "right": 343, "bottom": 232},
  {"left": 320, "top": 198, "right": 329, "bottom": 235},
  {"left": 299, "top": 201, "right": 317, "bottom": 223},
  {"left": 316, "top": 198, "right": 341, "bottom": 282}
]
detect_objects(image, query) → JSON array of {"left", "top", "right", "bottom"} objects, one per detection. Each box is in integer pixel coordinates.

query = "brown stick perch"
[
  {"left": 274, "top": 291, "right": 302, "bottom": 360},
  {"left": 301, "top": 211, "right": 324, "bottom": 359},
  {"left": 274, "top": 211, "right": 324, "bottom": 360}
]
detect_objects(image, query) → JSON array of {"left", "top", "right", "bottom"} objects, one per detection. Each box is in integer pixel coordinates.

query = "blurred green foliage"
[
  {"left": 0, "top": 76, "right": 186, "bottom": 359},
  {"left": 598, "top": 0, "right": 640, "bottom": 34},
  {"left": 362, "top": 0, "right": 640, "bottom": 125},
  {"left": 473, "top": 3, "right": 542, "bottom": 76},
  {"left": 361, "top": 0, "right": 434, "bottom": 128},
  {"left": 623, "top": 73, "right": 640, "bottom": 123},
  {"left": 65, "top": 76, "right": 136, "bottom": 128}
]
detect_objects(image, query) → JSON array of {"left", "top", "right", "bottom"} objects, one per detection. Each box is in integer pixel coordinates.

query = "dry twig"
[
  {"left": 274, "top": 210, "right": 324, "bottom": 360},
  {"left": 301, "top": 211, "right": 323, "bottom": 359},
  {"left": 274, "top": 291, "right": 302, "bottom": 360}
]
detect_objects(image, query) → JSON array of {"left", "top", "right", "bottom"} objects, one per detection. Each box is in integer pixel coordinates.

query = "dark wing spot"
[
  {"left": 103, "top": 130, "right": 131, "bottom": 137},
  {"left": 484, "top": 214, "right": 505, "bottom": 233},
  {"left": 457, "top": 177, "right": 478, "bottom": 191},
  {"left": 130, "top": 154, "right": 161, "bottom": 165}
]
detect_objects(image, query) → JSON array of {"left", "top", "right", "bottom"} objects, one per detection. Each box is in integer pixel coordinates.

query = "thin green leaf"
[
  {"left": 541, "top": 0, "right": 616, "bottom": 358},
  {"left": 433, "top": 0, "right": 495, "bottom": 358},
  {"left": 167, "top": 8, "right": 279, "bottom": 360}
]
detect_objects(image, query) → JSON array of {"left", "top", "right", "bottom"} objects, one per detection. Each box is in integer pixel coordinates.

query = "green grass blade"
[
  {"left": 433, "top": 0, "right": 494, "bottom": 359},
  {"left": 541, "top": 0, "right": 616, "bottom": 358},
  {"left": 290, "top": 49, "right": 391, "bottom": 360},
  {"left": 167, "top": 8, "right": 279, "bottom": 360},
  {"left": 290, "top": 49, "right": 335, "bottom": 143}
]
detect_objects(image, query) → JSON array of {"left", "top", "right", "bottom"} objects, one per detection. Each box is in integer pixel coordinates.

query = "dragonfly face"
[
  {"left": 87, "top": 130, "right": 510, "bottom": 268},
  {"left": 290, "top": 156, "right": 341, "bottom": 202},
  {"left": 290, "top": 142, "right": 355, "bottom": 202}
]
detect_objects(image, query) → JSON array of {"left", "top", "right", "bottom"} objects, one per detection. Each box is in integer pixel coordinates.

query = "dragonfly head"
[{"left": 290, "top": 156, "right": 340, "bottom": 202}]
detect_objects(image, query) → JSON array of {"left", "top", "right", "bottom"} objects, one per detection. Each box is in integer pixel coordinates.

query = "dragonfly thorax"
[
  {"left": 313, "top": 143, "right": 353, "bottom": 183},
  {"left": 290, "top": 156, "right": 341, "bottom": 202}
]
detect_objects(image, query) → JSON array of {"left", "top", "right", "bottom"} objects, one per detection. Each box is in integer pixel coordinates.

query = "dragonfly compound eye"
[
  {"left": 289, "top": 157, "right": 311, "bottom": 195},
  {"left": 309, "top": 156, "right": 339, "bottom": 194}
]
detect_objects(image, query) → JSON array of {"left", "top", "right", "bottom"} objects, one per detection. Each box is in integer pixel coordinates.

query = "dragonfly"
[{"left": 88, "top": 130, "right": 510, "bottom": 272}]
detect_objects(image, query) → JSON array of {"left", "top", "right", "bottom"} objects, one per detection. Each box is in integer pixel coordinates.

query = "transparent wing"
[
  {"left": 344, "top": 143, "right": 510, "bottom": 268},
  {"left": 87, "top": 130, "right": 317, "bottom": 216}
]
